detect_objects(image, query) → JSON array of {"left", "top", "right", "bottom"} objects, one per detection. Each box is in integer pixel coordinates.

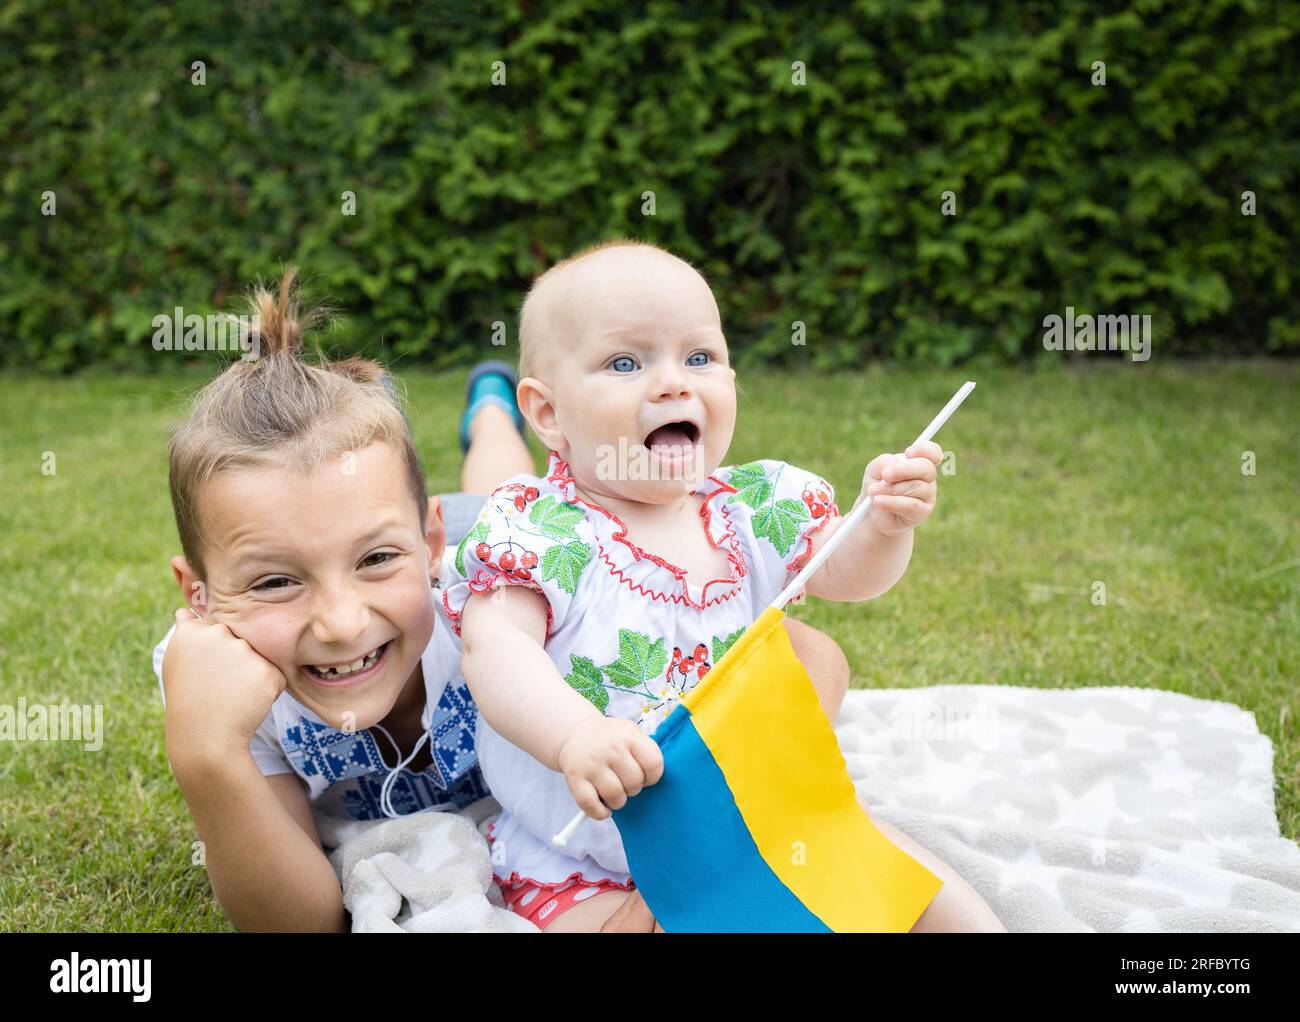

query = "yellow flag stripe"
[{"left": 684, "top": 606, "right": 943, "bottom": 931}]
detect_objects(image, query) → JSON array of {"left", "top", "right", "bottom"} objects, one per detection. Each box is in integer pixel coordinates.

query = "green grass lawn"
[{"left": 1, "top": 360, "right": 1296, "bottom": 931}]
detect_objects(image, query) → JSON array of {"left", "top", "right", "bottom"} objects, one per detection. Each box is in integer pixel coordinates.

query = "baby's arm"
[
  {"left": 460, "top": 586, "right": 663, "bottom": 818},
  {"left": 162, "top": 610, "right": 345, "bottom": 932},
  {"left": 802, "top": 441, "right": 944, "bottom": 602}
]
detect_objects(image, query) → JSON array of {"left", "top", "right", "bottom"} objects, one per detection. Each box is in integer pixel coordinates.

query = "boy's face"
[
  {"left": 173, "top": 441, "right": 444, "bottom": 731},
  {"left": 521, "top": 247, "right": 737, "bottom": 503}
]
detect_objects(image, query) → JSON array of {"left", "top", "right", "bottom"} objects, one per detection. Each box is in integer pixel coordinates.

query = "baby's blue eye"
[
  {"left": 687, "top": 351, "right": 711, "bottom": 367},
  {"left": 610, "top": 356, "right": 638, "bottom": 373}
]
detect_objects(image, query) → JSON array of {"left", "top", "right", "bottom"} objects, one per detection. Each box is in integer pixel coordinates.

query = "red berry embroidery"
[
  {"left": 520, "top": 551, "right": 538, "bottom": 569},
  {"left": 811, "top": 503, "right": 826, "bottom": 518},
  {"left": 513, "top": 496, "right": 527, "bottom": 512},
  {"left": 524, "top": 486, "right": 539, "bottom": 502},
  {"left": 514, "top": 568, "right": 531, "bottom": 581},
  {"left": 499, "top": 551, "right": 516, "bottom": 571},
  {"left": 475, "top": 542, "right": 491, "bottom": 562},
  {"left": 697, "top": 663, "right": 711, "bottom": 679},
  {"left": 693, "top": 644, "right": 708, "bottom": 661}
]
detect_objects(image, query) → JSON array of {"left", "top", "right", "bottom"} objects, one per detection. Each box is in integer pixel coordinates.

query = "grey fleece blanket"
[
  {"left": 318, "top": 685, "right": 1300, "bottom": 932},
  {"left": 842, "top": 684, "right": 1300, "bottom": 932}
]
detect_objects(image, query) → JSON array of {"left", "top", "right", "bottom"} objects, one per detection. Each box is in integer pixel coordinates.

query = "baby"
[{"left": 440, "top": 241, "right": 962, "bottom": 932}]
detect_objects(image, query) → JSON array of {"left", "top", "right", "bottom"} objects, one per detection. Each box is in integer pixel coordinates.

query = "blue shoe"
[{"left": 460, "top": 360, "right": 526, "bottom": 454}]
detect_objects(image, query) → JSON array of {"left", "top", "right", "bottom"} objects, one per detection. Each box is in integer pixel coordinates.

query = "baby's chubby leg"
[
  {"left": 542, "top": 889, "right": 641, "bottom": 933},
  {"left": 783, "top": 618, "right": 850, "bottom": 723},
  {"left": 864, "top": 804, "right": 1008, "bottom": 932}
]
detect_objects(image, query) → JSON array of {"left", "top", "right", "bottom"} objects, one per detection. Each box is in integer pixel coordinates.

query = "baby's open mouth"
[
  {"left": 643, "top": 421, "right": 701, "bottom": 450},
  {"left": 305, "top": 640, "right": 390, "bottom": 681}
]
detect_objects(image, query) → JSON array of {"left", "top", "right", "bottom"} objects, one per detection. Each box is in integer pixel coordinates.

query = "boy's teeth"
[{"left": 313, "top": 645, "right": 383, "bottom": 678}]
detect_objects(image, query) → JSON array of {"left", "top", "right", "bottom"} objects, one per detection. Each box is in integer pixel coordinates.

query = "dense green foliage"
[{"left": 2, "top": 0, "right": 1297, "bottom": 372}]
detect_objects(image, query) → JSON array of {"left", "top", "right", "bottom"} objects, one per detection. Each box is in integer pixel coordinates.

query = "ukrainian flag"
[{"left": 613, "top": 605, "right": 943, "bottom": 932}]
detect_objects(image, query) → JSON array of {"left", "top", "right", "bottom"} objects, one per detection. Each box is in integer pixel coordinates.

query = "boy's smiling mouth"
[{"left": 304, "top": 639, "right": 393, "bottom": 684}]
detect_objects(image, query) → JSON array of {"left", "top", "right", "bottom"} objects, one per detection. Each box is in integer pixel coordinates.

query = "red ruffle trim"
[
  {"left": 441, "top": 568, "right": 556, "bottom": 643},
  {"left": 786, "top": 498, "right": 842, "bottom": 574},
  {"left": 546, "top": 450, "right": 748, "bottom": 608},
  {"left": 492, "top": 870, "right": 636, "bottom": 893}
]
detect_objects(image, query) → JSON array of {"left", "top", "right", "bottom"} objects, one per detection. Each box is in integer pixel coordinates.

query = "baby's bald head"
[{"left": 518, "top": 241, "right": 719, "bottom": 382}]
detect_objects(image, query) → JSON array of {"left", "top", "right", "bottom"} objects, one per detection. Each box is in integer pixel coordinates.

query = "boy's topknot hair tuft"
[{"left": 167, "top": 267, "right": 428, "bottom": 578}]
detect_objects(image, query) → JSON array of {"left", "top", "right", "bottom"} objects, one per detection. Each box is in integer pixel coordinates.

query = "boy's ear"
[
  {"left": 424, "top": 496, "right": 447, "bottom": 580},
  {"left": 171, "top": 556, "right": 207, "bottom": 614},
  {"left": 518, "top": 377, "right": 565, "bottom": 452}
]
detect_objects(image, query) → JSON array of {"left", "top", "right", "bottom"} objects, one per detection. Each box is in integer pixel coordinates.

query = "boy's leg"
[
  {"left": 459, "top": 360, "right": 533, "bottom": 494},
  {"left": 783, "top": 618, "right": 850, "bottom": 723},
  {"left": 462, "top": 404, "right": 533, "bottom": 494}
]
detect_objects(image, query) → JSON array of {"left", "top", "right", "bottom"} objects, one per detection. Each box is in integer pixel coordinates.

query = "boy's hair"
[
  {"left": 168, "top": 267, "right": 428, "bottom": 576},
  {"left": 517, "top": 238, "right": 699, "bottom": 381}
]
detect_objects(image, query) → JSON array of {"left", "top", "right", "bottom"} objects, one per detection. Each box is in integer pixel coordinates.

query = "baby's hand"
[
  {"left": 162, "top": 608, "right": 288, "bottom": 769},
  {"left": 861, "top": 440, "right": 943, "bottom": 536},
  {"left": 557, "top": 716, "right": 664, "bottom": 820}
]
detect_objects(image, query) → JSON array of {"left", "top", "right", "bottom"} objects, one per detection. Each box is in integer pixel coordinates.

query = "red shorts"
[{"left": 496, "top": 875, "right": 634, "bottom": 930}]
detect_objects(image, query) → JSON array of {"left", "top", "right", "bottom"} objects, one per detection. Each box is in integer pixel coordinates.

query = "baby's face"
[
  {"left": 529, "top": 248, "right": 737, "bottom": 502},
  {"left": 178, "top": 441, "right": 443, "bottom": 731}
]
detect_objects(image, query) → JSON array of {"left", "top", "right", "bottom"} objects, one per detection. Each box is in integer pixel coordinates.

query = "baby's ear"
[
  {"left": 171, "top": 556, "right": 207, "bottom": 613},
  {"left": 517, "top": 377, "right": 563, "bottom": 450}
]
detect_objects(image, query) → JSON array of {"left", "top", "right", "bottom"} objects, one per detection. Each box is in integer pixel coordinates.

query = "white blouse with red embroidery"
[{"left": 438, "top": 449, "right": 839, "bottom": 890}]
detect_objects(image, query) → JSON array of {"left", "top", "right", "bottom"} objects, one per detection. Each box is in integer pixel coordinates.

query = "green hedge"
[{"left": 2, "top": 0, "right": 1297, "bottom": 372}]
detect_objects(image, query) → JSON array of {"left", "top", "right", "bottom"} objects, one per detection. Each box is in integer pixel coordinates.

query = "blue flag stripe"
[{"left": 614, "top": 703, "right": 830, "bottom": 932}]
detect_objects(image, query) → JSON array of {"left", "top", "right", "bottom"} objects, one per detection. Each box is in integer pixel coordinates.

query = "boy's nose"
[{"left": 309, "top": 583, "right": 371, "bottom": 647}]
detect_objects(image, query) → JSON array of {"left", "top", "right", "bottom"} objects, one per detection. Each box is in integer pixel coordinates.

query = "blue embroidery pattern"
[
  {"left": 280, "top": 681, "right": 485, "bottom": 820},
  {"left": 341, "top": 762, "right": 490, "bottom": 820},
  {"left": 282, "top": 719, "right": 389, "bottom": 784},
  {"left": 428, "top": 676, "right": 478, "bottom": 786}
]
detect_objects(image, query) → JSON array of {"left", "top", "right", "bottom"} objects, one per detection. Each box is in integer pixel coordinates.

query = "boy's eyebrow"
[{"left": 227, "top": 520, "right": 414, "bottom": 574}]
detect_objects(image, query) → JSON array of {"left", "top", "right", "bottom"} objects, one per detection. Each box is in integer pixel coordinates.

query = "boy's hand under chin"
[
  {"left": 861, "top": 440, "right": 944, "bottom": 536},
  {"left": 162, "top": 607, "right": 288, "bottom": 770}
]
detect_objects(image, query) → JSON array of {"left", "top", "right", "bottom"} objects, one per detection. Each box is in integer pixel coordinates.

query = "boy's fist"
[
  {"left": 557, "top": 716, "right": 664, "bottom": 820},
  {"left": 861, "top": 440, "right": 943, "bottom": 536},
  {"left": 162, "top": 608, "right": 288, "bottom": 768}
]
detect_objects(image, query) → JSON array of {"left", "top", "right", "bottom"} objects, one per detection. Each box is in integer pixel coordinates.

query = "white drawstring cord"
[{"left": 370, "top": 722, "right": 431, "bottom": 819}]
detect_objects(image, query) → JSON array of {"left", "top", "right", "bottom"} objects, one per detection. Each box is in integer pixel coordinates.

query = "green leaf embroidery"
[
  {"left": 712, "top": 626, "right": 746, "bottom": 664},
  {"left": 529, "top": 495, "right": 586, "bottom": 541},
  {"left": 602, "top": 629, "right": 668, "bottom": 689},
  {"left": 726, "top": 462, "right": 772, "bottom": 509},
  {"left": 540, "top": 540, "right": 591, "bottom": 594},
  {"left": 752, "top": 497, "right": 811, "bottom": 557},
  {"left": 564, "top": 655, "right": 608, "bottom": 712},
  {"left": 455, "top": 519, "right": 491, "bottom": 576}
]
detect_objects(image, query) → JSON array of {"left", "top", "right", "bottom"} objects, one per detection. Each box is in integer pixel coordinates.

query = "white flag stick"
[
  {"left": 771, "top": 379, "right": 975, "bottom": 611},
  {"left": 552, "top": 381, "right": 976, "bottom": 847}
]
